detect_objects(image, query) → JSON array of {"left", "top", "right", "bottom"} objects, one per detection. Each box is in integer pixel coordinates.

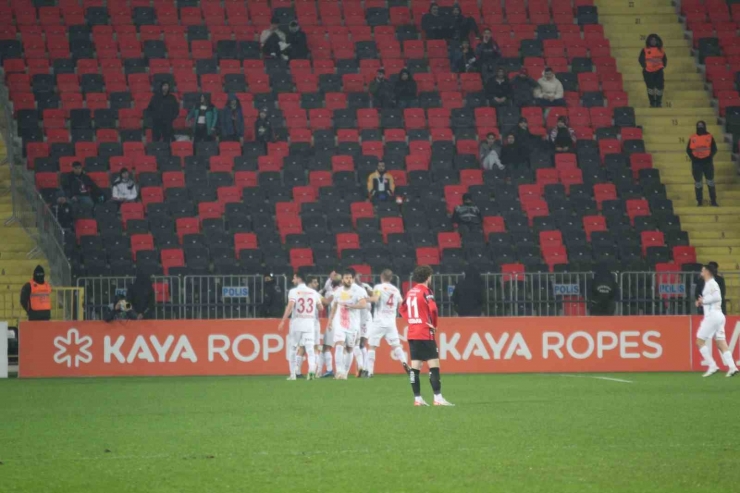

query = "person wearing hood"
[
  {"left": 147, "top": 81, "right": 179, "bottom": 142},
  {"left": 421, "top": 3, "right": 450, "bottom": 40},
  {"left": 638, "top": 34, "right": 667, "bottom": 108},
  {"left": 260, "top": 16, "right": 287, "bottom": 58},
  {"left": 64, "top": 161, "right": 100, "bottom": 207},
  {"left": 20, "top": 265, "right": 51, "bottom": 321},
  {"left": 479, "top": 132, "right": 503, "bottom": 171},
  {"left": 394, "top": 68, "right": 418, "bottom": 109},
  {"left": 451, "top": 193, "right": 482, "bottom": 235},
  {"left": 186, "top": 93, "right": 218, "bottom": 143},
  {"left": 486, "top": 67, "right": 512, "bottom": 106},
  {"left": 111, "top": 168, "right": 138, "bottom": 203},
  {"left": 511, "top": 67, "right": 539, "bottom": 107},
  {"left": 451, "top": 266, "right": 485, "bottom": 316},
  {"left": 500, "top": 133, "right": 528, "bottom": 167},
  {"left": 536, "top": 67, "right": 566, "bottom": 107},
  {"left": 589, "top": 265, "right": 618, "bottom": 316},
  {"left": 511, "top": 117, "right": 542, "bottom": 150},
  {"left": 260, "top": 272, "right": 285, "bottom": 318},
  {"left": 127, "top": 273, "right": 155, "bottom": 320},
  {"left": 475, "top": 28, "right": 501, "bottom": 79},
  {"left": 285, "top": 20, "right": 309, "bottom": 60},
  {"left": 52, "top": 190, "right": 75, "bottom": 230},
  {"left": 451, "top": 39, "right": 478, "bottom": 73},
  {"left": 369, "top": 68, "right": 395, "bottom": 108},
  {"left": 687, "top": 120, "right": 719, "bottom": 207},
  {"left": 220, "top": 94, "right": 244, "bottom": 142},
  {"left": 450, "top": 5, "right": 479, "bottom": 42},
  {"left": 549, "top": 116, "right": 577, "bottom": 153},
  {"left": 255, "top": 107, "right": 273, "bottom": 148}
]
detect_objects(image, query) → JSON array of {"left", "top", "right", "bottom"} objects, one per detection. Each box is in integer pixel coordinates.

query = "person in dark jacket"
[
  {"left": 127, "top": 273, "right": 155, "bottom": 320},
  {"left": 369, "top": 68, "right": 395, "bottom": 108},
  {"left": 451, "top": 39, "right": 478, "bottom": 73},
  {"left": 499, "top": 134, "right": 528, "bottom": 168},
  {"left": 451, "top": 193, "right": 482, "bottom": 235},
  {"left": 260, "top": 17, "right": 286, "bottom": 59},
  {"left": 186, "top": 93, "right": 218, "bottom": 143},
  {"left": 511, "top": 117, "right": 541, "bottom": 151},
  {"left": 255, "top": 107, "right": 273, "bottom": 149},
  {"left": 589, "top": 265, "right": 618, "bottom": 316},
  {"left": 105, "top": 295, "right": 139, "bottom": 322},
  {"left": 20, "top": 265, "right": 51, "bottom": 321},
  {"left": 486, "top": 67, "right": 512, "bottom": 106},
  {"left": 695, "top": 261, "right": 726, "bottom": 315},
  {"left": 549, "top": 116, "right": 577, "bottom": 153},
  {"left": 686, "top": 120, "right": 719, "bottom": 207},
  {"left": 394, "top": 68, "right": 418, "bottom": 109},
  {"left": 475, "top": 29, "right": 501, "bottom": 80},
  {"left": 64, "top": 161, "right": 99, "bottom": 207},
  {"left": 52, "top": 191, "right": 75, "bottom": 230},
  {"left": 261, "top": 272, "right": 285, "bottom": 318},
  {"left": 452, "top": 265, "right": 485, "bottom": 316},
  {"left": 450, "top": 5, "right": 479, "bottom": 42},
  {"left": 147, "top": 81, "right": 179, "bottom": 142},
  {"left": 421, "top": 3, "right": 450, "bottom": 40},
  {"left": 285, "top": 20, "right": 309, "bottom": 60},
  {"left": 220, "top": 94, "right": 244, "bottom": 142},
  {"left": 510, "top": 67, "right": 539, "bottom": 107},
  {"left": 638, "top": 33, "right": 667, "bottom": 108}
]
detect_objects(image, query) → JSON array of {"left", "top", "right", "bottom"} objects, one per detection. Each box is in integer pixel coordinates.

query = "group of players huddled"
[{"left": 278, "top": 265, "right": 454, "bottom": 406}]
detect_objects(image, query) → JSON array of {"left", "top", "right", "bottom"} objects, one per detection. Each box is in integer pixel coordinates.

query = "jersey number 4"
[{"left": 296, "top": 298, "right": 314, "bottom": 314}]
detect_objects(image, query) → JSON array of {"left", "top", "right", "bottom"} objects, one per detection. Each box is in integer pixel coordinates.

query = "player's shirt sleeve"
[{"left": 288, "top": 288, "right": 297, "bottom": 304}]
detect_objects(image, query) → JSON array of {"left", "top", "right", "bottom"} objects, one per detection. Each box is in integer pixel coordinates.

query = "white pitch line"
[{"left": 558, "top": 374, "right": 633, "bottom": 384}]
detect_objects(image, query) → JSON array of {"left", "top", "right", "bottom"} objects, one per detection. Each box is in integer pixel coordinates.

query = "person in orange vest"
[
  {"left": 638, "top": 33, "right": 667, "bottom": 108},
  {"left": 20, "top": 265, "right": 51, "bottom": 321},
  {"left": 686, "top": 121, "right": 719, "bottom": 207}
]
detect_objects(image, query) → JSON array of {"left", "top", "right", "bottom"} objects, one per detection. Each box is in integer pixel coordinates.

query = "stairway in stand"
[{"left": 597, "top": 0, "right": 740, "bottom": 274}]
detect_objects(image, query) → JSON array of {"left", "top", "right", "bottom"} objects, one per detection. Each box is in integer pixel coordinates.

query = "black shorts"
[
  {"left": 408, "top": 340, "right": 439, "bottom": 362},
  {"left": 642, "top": 69, "right": 664, "bottom": 90}
]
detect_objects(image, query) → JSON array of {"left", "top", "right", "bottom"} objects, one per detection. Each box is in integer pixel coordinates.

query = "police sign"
[
  {"left": 222, "top": 286, "right": 249, "bottom": 298},
  {"left": 658, "top": 283, "right": 686, "bottom": 297},
  {"left": 553, "top": 284, "right": 580, "bottom": 296}
]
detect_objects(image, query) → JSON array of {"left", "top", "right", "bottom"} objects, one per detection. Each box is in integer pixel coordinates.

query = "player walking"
[
  {"left": 325, "top": 268, "right": 368, "bottom": 380},
  {"left": 365, "top": 269, "right": 410, "bottom": 377},
  {"left": 402, "top": 265, "right": 454, "bottom": 406},
  {"left": 278, "top": 270, "right": 323, "bottom": 380},
  {"left": 695, "top": 264, "right": 739, "bottom": 377}
]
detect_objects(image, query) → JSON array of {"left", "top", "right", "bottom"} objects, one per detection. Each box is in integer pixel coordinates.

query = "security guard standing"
[
  {"left": 638, "top": 33, "right": 667, "bottom": 108},
  {"left": 20, "top": 265, "right": 52, "bottom": 321},
  {"left": 686, "top": 120, "right": 718, "bottom": 207}
]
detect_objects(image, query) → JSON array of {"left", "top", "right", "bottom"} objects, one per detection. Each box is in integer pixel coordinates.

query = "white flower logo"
[{"left": 53, "top": 328, "right": 93, "bottom": 368}]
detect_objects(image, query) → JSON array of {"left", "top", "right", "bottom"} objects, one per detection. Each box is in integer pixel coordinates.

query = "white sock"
[
  {"left": 324, "top": 351, "right": 333, "bottom": 373},
  {"left": 306, "top": 347, "right": 316, "bottom": 374},
  {"left": 288, "top": 351, "right": 296, "bottom": 377},
  {"left": 415, "top": 395, "right": 423, "bottom": 402},
  {"left": 362, "top": 347, "right": 368, "bottom": 367},
  {"left": 315, "top": 350, "right": 324, "bottom": 375},
  {"left": 334, "top": 346, "right": 345, "bottom": 375},
  {"left": 353, "top": 346, "right": 364, "bottom": 370},
  {"left": 700, "top": 345, "right": 718, "bottom": 369},
  {"left": 721, "top": 351, "right": 738, "bottom": 371},
  {"left": 294, "top": 352, "right": 303, "bottom": 376},
  {"left": 392, "top": 346, "right": 407, "bottom": 365},
  {"left": 434, "top": 394, "right": 445, "bottom": 402},
  {"left": 344, "top": 350, "right": 353, "bottom": 374},
  {"left": 366, "top": 349, "right": 376, "bottom": 375}
]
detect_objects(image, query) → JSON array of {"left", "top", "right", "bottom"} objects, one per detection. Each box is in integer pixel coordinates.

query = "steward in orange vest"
[
  {"left": 638, "top": 34, "right": 667, "bottom": 107},
  {"left": 20, "top": 265, "right": 51, "bottom": 321},
  {"left": 686, "top": 121, "right": 718, "bottom": 207}
]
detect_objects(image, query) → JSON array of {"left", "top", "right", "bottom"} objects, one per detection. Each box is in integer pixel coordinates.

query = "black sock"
[
  {"left": 410, "top": 369, "right": 421, "bottom": 397},
  {"left": 709, "top": 185, "right": 717, "bottom": 204},
  {"left": 695, "top": 185, "right": 703, "bottom": 204},
  {"left": 647, "top": 91, "right": 655, "bottom": 106},
  {"left": 429, "top": 367, "right": 441, "bottom": 395}
]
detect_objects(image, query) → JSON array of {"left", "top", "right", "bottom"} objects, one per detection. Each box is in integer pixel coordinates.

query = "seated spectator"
[
  {"left": 105, "top": 295, "right": 139, "bottom": 322},
  {"left": 452, "top": 193, "right": 482, "bottom": 234},
  {"left": 220, "top": 94, "right": 244, "bottom": 142},
  {"left": 260, "top": 17, "right": 287, "bottom": 59},
  {"left": 421, "top": 3, "right": 450, "bottom": 40},
  {"left": 479, "top": 133, "right": 503, "bottom": 171},
  {"left": 52, "top": 190, "right": 74, "bottom": 230},
  {"left": 486, "top": 67, "right": 512, "bottom": 106},
  {"left": 475, "top": 29, "right": 501, "bottom": 79},
  {"left": 366, "top": 161, "right": 395, "bottom": 202},
  {"left": 500, "top": 134, "right": 528, "bottom": 167},
  {"left": 186, "top": 93, "right": 218, "bottom": 143},
  {"left": 549, "top": 116, "right": 577, "bottom": 153},
  {"left": 285, "top": 20, "right": 309, "bottom": 60},
  {"left": 511, "top": 117, "right": 542, "bottom": 149},
  {"left": 369, "top": 68, "right": 394, "bottom": 108},
  {"left": 394, "top": 68, "right": 418, "bottom": 108},
  {"left": 450, "top": 5, "right": 479, "bottom": 42},
  {"left": 536, "top": 68, "right": 566, "bottom": 107},
  {"left": 510, "top": 68, "right": 539, "bottom": 107},
  {"left": 451, "top": 39, "right": 478, "bottom": 73},
  {"left": 64, "top": 161, "right": 100, "bottom": 207},
  {"left": 254, "top": 107, "right": 273, "bottom": 148},
  {"left": 111, "top": 168, "right": 138, "bottom": 203}
]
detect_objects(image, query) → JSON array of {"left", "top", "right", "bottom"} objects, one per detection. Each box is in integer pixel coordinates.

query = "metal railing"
[
  {"left": 0, "top": 286, "right": 84, "bottom": 326},
  {"left": 77, "top": 275, "right": 182, "bottom": 320}
]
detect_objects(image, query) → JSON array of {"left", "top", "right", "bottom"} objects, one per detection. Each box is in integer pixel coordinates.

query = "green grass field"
[{"left": 2, "top": 373, "right": 739, "bottom": 493}]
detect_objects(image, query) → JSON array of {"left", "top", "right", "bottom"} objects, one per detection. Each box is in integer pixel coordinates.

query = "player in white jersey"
[
  {"left": 278, "top": 270, "right": 323, "bottom": 380},
  {"left": 350, "top": 268, "right": 373, "bottom": 377},
  {"left": 365, "top": 269, "right": 411, "bottom": 377},
  {"left": 318, "top": 272, "right": 341, "bottom": 377},
  {"left": 325, "top": 268, "right": 368, "bottom": 379},
  {"left": 695, "top": 264, "right": 739, "bottom": 378}
]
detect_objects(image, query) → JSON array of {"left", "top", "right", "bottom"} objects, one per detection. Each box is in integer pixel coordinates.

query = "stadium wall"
[{"left": 18, "top": 317, "right": 740, "bottom": 378}]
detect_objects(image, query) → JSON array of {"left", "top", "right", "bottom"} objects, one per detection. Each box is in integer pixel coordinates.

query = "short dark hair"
[
  {"left": 294, "top": 269, "right": 306, "bottom": 282},
  {"left": 708, "top": 261, "right": 719, "bottom": 270},
  {"left": 412, "top": 265, "right": 433, "bottom": 284},
  {"left": 72, "top": 161, "right": 82, "bottom": 168},
  {"left": 486, "top": 132, "right": 495, "bottom": 138},
  {"left": 342, "top": 267, "right": 356, "bottom": 277},
  {"left": 704, "top": 264, "right": 718, "bottom": 278},
  {"left": 544, "top": 67, "right": 553, "bottom": 73},
  {"left": 381, "top": 269, "right": 394, "bottom": 282},
  {"left": 307, "top": 275, "right": 318, "bottom": 285}
]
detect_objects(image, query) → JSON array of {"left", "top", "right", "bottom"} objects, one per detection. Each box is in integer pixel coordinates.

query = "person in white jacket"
[
  {"left": 536, "top": 67, "right": 566, "bottom": 107},
  {"left": 111, "top": 168, "right": 138, "bottom": 202}
]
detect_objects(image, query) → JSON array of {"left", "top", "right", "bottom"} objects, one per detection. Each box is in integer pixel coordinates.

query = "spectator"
[
  {"left": 510, "top": 67, "right": 539, "bottom": 107},
  {"left": 220, "top": 94, "right": 244, "bottom": 142},
  {"left": 52, "top": 191, "right": 74, "bottom": 230},
  {"left": 500, "top": 134, "right": 528, "bottom": 167},
  {"left": 369, "top": 68, "right": 394, "bottom": 108},
  {"left": 394, "top": 68, "right": 418, "bottom": 109},
  {"left": 64, "top": 161, "right": 99, "bottom": 207},
  {"left": 20, "top": 265, "right": 51, "bottom": 321},
  {"left": 127, "top": 273, "right": 155, "bottom": 320},
  {"left": 452, "top": 265, "right": 485, "bottom": 316},
  {"left": 536, "top": 68, "right": 566, "bottom": 107},
  {"left": 421, "top": 3, "right": 450, "bottom": 40},
  {"left": 549, "top": 116, "right": 577, "bottom": 153},
  {"left": 451, "top": 193, "right": 482, "bottom": 234},
  {"left": 260, "top": 272, "right": 285, "bottom": 318},
  {"left": 260, "top": 17, "right": 287, "bottom": 59},
  {"left": 367, "top": 161, "right": 395, "bottom": 202},
  {"left": 486, "top": 67, "right": 512, "bottom": 106},
  {"left": 285, "top": 20, "right": 309, "bottom": 60},
  {"left": 254, "top": 107, "right": 273, "bottom": 148},
  {"left": 111, "top": 168, "right": 138, "bottom": 203},
  {"left": 475, "top": 29, "right": 501, "bottom": 80},
  {"left": 104, "top": 295, "right": 139, "bottom": 322},
  {"left": 479, "top": 132, "right": 503, "bottom": 171},
  {"left": 589, "top": 265, "right": 619, "bottom": 316},
  {"left": 147, "top": 81, "right": 179, "bottom": 142},
  {"left": 186, "top": 93, "right": 218, "bottom": 143},
  {"left": 511, "top": 117, "right": 542, "bottom": 149},
  {"left": 451, "top": 39, "right": 478, "bottom": 73},
  {"left": 450, "top": 5, "right": 479, "bottom": 42}
]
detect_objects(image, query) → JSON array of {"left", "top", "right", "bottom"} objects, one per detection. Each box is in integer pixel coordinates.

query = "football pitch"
[{"left": 2, "top": 373, "right": 739, "bottom": 493}]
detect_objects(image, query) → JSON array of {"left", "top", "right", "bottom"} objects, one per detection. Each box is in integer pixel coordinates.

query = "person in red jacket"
[{"left": 402, "top": 265, "right": 454, "bottom": 407}]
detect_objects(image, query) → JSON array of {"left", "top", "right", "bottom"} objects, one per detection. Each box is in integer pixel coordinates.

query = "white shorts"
[
  {"left": 293, "top": 329, "right": 315, "bottom": 348},
  {"left": 333, "top": 327, "right": 359, "bottom": 348},
  {"left": 697, "top": 313, "right": 726, "bottom": 341},
  {"left": 368, "top": 321, "right": 401, "bottom": 347},
  {"left": 360, "top": 322, "right": 369, "bottom": 338},
  {"left": 322, "top": 328, "right": 334, "bottom": 347}
]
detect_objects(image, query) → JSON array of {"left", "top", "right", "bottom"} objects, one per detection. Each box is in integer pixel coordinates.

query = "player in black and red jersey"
[{"left": 402, "top": 265, "right": 454, "bottom": 407}]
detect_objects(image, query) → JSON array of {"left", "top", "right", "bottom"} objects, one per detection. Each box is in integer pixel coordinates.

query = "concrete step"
[
  {"left": 691, "top": 256, "right": 740, "bottom": 269},
  {"left": 658, "top": 166, "right": 737, "bottom": 177},
  {"left": 602, "top": 14, "right": 680, "bottom": 25},
  {"left": 624, "top": 81, "right": 706, "bottom": 92},
  {"left": 694, "top": 246, "right": 740, "bottom": 256},
  {"left": 606, "top": 37, "right": 691, "bottom": 49},
  {"left": 690, "top": 230, "right": 740, "bottom": 240},
  {"left": 632, "top": 98, "right": 713, "bottom": 109},
  {"left": 598, "top": 5, "right": 676, "bottom": 15},
  {"left": 661, "top": 175, "right": 739, "bottom": 185},
  {"left": 642, "top": 125, "right": 724, "bottom": 136},
  {"left": 690, "top": 239, "right": 740, "bottom": 248},
  {"left": 621, "top": 71, "right": 703, "bottom": 83},
  {"left": 617, "top": 62, "right": 699, "bottom": 76},
  {"left": 634, "top": 107, "right": 717, "bottom": 118}
]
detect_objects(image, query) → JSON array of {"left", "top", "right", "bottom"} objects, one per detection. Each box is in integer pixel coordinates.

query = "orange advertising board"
[
  {"left": 20, "top": 316, "right": 694, "bottom": 378},
  {"left": 690, "top": 316, "right": 740, "bottom": 371}
]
